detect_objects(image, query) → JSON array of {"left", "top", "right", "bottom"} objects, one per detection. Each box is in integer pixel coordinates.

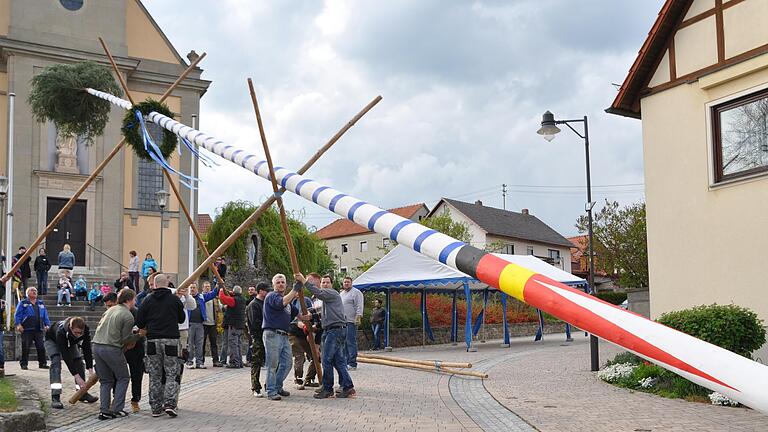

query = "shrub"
[
  {"left": 595, "top": 291, "right": 627, "bottom": 305},
  {"left": 597, "top": 363, "right": 636, "bottom": 383},
  {"left": 656, "top": 304, "right": 766, "bottom": 359},
  {"left": 605, "top": 351, "right": 642, "bottom": 367}
]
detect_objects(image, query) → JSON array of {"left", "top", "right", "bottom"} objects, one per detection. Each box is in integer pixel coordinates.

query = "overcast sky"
[{"left": 143, "top": 0, "right": 662, "bottom": 237}]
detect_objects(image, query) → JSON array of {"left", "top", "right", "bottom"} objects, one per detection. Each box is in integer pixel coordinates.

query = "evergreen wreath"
[
  {"left": 121, "top": 99, "right": 177, "bottom": 161},
  {"left": 27, "top": 61, "right": 123, "bottom": 144}
]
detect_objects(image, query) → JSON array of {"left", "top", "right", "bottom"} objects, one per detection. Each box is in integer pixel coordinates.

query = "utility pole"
[{"left": 502, "top": 184, "right": 507, "bottom": 210}]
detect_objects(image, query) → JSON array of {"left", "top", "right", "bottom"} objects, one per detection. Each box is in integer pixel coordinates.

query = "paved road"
[{"left": 6, "top": 333, "right": 768, "bottom": 431}]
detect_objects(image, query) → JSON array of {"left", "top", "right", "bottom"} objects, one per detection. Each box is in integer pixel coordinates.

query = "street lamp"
[
  {"left": 156, "top": 189, "right": 170, "bottom": 271},
  {"left": 537, "top": 111, "right": 600, "bottom": 371}
]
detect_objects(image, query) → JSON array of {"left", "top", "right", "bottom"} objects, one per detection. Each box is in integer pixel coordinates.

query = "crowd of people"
[{"left": 2, "top": 248, "right": 389, "bottom": 420}]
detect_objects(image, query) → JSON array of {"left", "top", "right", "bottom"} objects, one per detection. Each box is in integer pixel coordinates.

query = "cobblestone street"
[{"left": 6, "top": 334, "right": 768, "bottom": 431}]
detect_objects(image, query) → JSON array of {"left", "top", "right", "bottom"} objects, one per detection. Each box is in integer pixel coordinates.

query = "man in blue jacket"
[
  {"left": 14, "top": 286, "right": 50, "bottom": 370},
  {"left": 187, "top": 282, "right": 218, "bottom": 369}
]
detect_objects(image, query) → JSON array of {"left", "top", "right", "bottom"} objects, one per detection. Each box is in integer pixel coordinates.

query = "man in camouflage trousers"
[
  {"left": 245, "top": 282, "right": 270, "bottom": 397},
  {"left": 135, "top": 274, "right": 186, "bottom": 418}
]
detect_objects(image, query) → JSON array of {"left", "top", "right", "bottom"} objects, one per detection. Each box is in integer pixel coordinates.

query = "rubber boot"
[{"left": 51, "top": 394, "right": 64, "bottom": 409}]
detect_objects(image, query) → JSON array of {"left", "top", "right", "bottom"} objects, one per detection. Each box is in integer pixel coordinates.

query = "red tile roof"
[
  {"left": 568, "top": 235, "right": 588, "bottom": 261},
  {"left": 196, "top": 213, "right": 213, "bottom": 235},
  {"left": 315, "top": 203, "right": 427, "bottom": 240}
]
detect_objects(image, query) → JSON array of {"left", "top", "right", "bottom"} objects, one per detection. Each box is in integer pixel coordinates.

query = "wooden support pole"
[
  {"left": 178, "top": 94, "right": 381, "bottom": 289},
  {"left": 356, "top": 357, "right": 488, "bottom": 379},
  {"left": 0, "top": 42, "right": 206, "bottom": 285},
  {"left": 358, "top": 354, "right": 472, "bottom": 369},
  {"left": 247, "top": 78, "right": 322, "bottom": 382},
  {"left": 68, "top": 373, "right": 99, "bottom": 404}
]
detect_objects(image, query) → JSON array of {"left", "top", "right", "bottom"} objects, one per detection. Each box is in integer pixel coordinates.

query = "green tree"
[
  {"left": 206, "top": 200, "right": 334, "bottom": 277},
  {"left": 576, "top": 200, "right": 648, "bottom": 288},
  {"left": 422, "top": 209, "right": 473, "bottom": 243}
]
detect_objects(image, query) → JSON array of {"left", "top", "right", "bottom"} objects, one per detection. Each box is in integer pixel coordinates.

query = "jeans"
[
  {"left": 20, "top": 331, "right": 46, "bottom": 367},
  {"left": 188, "top": 322, "right": 205, "bottom": 366},
  {"left": 128, "top": 272, "right": 140, "bottom": 293},
  {"left": 57, "top": 289, "right": 71, "bottom": 305},
  {"left": 219, "top": 327, "right": 229, "bottom": 363},
  {"left": 44, "top": 339, "right": 85, "bottom": 397},
  {"left": 263, "top": 330, "right": 292, "bottom": 397},
  {"left": 203, "top": 324, "right": 218, "bottom": 363},
  {"left": 372, "top": 323, "right": 382, "bottom": 349},
  {"left": 36, "top": 270, "right": 48, "bottom": 295},
  {"left": 345, "top": 323, "right": 358, "bottom": 367},
  {"left": 321, "top": 327, "right": 354, "bottom": 392},
  {"left": 94, "top": 344, "right": 130, "bottom": 414}
]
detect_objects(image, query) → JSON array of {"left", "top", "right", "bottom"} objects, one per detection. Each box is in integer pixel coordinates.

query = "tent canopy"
[{"left": 353, "top": 245, "right": 586, "bottom": 291}]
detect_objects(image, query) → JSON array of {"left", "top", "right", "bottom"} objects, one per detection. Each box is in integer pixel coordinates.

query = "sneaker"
[
  {"left": 98, "top": 412, "right": 114, "bottom": 421},
  {"left": 39, "top": 364, "right": 49, "bottom": 369},
  {"left": 267, "top": 394, "right": 282, "bottom": 401},
  {"left": 196, "top": 364, "right": 207, "bottom": 369},
  {"left": 131, "top": 401, "right": 140, "bottom": 413},
  {"left": 225, "top": 364, "right": 240, "bottom": 369},
  {"left": 212, "top": 361, "right": 223, "bottom": 368},
  {"left": 337, "top": 388, "right": 357, "bottom": 399},
  {"left": 252, "top": 390, "right": 263, "bottom": 398},
  {"left": 113, "top": 410, "right": 129, "bottom": 418},
  {"left": 57, "top": 303, "right": 61, "bottom": 306},
  {"left": 277, "top": 389, "right": 290, "bottom": 397},
  {"left": 296, "top": 383, "right": 305, "bottom": 390},
  {"left": 305, "top": 380, "right": 320, "bottom": 388},
  {"left": 79, "top": 392, "right": 98, "bottom": 403},
  {"left": 164, "top": 407, "right": 178, "bottom": 417},
  {"left": 20, "top": 365, "right": 28, "bottom": 370},
  {"left": 151, "top": 411, "right": 163, "bottom": 417},
  {"left": 186, "top": 363, "right": 196, "bottom": 369},
  {"left": 66, "top": 304, "right": 71, "bottom": 307},
  {"left": 313, "top": 389, "right": 335, "bottom": 399},
  {"left": 346, "top": 365, "right": 357, "bottom": 371}
]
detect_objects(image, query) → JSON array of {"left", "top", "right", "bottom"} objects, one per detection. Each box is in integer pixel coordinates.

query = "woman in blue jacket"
[{"left": 140, "top": 254, "right": 158, "bottom": 291}]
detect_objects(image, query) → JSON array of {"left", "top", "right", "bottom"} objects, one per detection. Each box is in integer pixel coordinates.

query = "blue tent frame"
[{"left": 357, "top": 277, "right": 588, "bottom": 351}]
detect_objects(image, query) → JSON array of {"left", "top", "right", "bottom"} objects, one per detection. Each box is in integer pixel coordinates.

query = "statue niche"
[
  {"left": 228, "top": 229, "right": 268, "bottom": 289},
  {"left": 54, "top": 134, "right": 80, "bottom": 174}
]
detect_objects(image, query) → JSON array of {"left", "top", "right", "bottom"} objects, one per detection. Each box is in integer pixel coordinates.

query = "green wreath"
[
  {"left": 27, "top": 61, "right": 123, "bottom": 144},
  {"left": 121, "top": 99, "right": 178, "bottom": 161}
]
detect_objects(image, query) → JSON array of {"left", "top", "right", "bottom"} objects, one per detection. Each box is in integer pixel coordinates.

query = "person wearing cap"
[{"left": 245, "top": 281, "right": 270, "bottom": 397}]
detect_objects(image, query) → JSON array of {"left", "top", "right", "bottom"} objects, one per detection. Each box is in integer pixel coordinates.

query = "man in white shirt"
[{"left": 339, "top": 276, "right": 363, "bottom": 370}]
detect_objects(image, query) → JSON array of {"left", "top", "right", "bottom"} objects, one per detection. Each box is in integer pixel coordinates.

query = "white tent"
[
  {"left": 353, "top": 245, "right": 585, "bottom": 289},
  {"left": 353, "top": 245, "right": 586, "bottom": 349}
]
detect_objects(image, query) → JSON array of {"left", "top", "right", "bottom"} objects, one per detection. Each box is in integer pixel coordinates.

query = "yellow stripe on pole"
[{"left": 497, "top": 263, "right": 536, "bottom": 302}]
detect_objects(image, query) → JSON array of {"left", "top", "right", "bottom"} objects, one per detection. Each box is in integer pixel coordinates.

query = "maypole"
[{"left": 84, "top": 88, "right": 768, "bottom": 413}]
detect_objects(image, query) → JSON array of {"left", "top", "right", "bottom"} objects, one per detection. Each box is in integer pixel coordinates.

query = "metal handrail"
[{"left": 86, "top": 243, "right": 127, "bottom": 273}]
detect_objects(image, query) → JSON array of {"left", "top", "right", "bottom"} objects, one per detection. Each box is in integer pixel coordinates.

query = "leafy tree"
[
  {"left": 422, "top": 209, "right": 473, "bottom": 243},
  {"left": 206, "top": 200, "right": 334, "bottom": 277},
  {"left": 576, "top": 200, "right": 648, "bottom": 288}
]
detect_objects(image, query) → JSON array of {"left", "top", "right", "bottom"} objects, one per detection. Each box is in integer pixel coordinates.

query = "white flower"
[
  {"left": 638, "top": 377, "right": 657, "bottom": 388},
  {"left": 597, "top": 363, "right": 637, "bottom": 383},
  {"left": 709, "top": 392, "right": 740, "bottom": 406}
]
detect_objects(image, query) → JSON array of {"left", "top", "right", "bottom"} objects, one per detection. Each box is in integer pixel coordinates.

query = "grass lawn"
[{"left": 0, "top": 378, "right": 18, "bottom": 412}]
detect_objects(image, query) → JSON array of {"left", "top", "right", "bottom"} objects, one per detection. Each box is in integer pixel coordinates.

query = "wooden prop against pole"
[
  {"left": 68, "top": 373, "right": 99, "bottom": 404},
  {"left": 356, "top": 357, "right": 488, "bottom": 379},
  {"left": 0, "top": 41, "right": 206, "bottom": 285},
  {"left": 178, "top": 94, "right": 381, "bottom": 290},
  {"left": 99, "top": 40, "right": 225, "bottom": 290},
  {"left": 358, "top": 354, "right": 472, "bottom": 369},
  {"left": 247, "top": 78, "right": 323, "bottom": 382}
]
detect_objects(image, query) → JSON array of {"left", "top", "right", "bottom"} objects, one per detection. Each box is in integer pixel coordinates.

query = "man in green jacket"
[{"left": 92, "top": 288, "right": 139, "bottom": 420}]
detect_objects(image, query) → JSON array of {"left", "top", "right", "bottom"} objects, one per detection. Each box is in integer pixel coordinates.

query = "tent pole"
[
  {"left": 421, "top": 288, "right": 425, "bottom": 349},
  {"left": 465, "top": 282, "right": 476, "bottom": 352},
  {"left": 451, "top": 288, "right": 457, "bottom": 345},
  {"left": 385, "top": 288, "right": 392, "bottom": 351},
  {"left": 501, "top": 292, "right": 510, "bottom": 347},
  {"left": 481, "top": 288, "right": 487, "bottom": 343}
]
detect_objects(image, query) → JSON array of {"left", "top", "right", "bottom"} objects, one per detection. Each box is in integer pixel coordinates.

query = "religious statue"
[{"left": 54, "top": 134, "right": 80, "bottom": 174}]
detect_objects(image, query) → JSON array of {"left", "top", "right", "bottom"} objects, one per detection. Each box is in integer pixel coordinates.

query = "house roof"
[
  {"left": 607, "top": 0, "right": 690, "bottom": 118},
  {"left": 568, "top": 235, "right": 589, "bottom": 261},
  {"left": 434, "top": 198, "right": 573, "bottom": 248},
  {"left": 196, "top": 213, "right": 213, "bottom": 235},
  {"left": 315, "top": 203, "right": 427, "bottom": 240}
]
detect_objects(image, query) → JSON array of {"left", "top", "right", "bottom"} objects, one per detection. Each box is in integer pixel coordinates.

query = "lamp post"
[
  {"left": 0, "top": 175, "right": 7, "bottom": 326},
  {"left": 156, "top": 189, "right": 170, "bottom": 271},
  {"left": 537, "top": 111, "right": 600, "bottom": 371}
]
